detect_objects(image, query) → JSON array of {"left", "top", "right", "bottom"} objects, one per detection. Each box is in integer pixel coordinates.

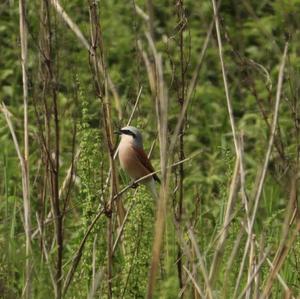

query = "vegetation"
[{"left": 0, "top": 0, "right": 300, "bottom": 298}]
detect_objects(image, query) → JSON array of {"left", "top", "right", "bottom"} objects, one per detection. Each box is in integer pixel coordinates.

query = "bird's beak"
[{"left": 114, "top": 129, "right": 122, "bottom": 135}]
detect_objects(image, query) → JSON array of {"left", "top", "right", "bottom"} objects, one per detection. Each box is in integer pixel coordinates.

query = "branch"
[
  {"left": 50, "top": 0, "right": 122, "bottom": 119},
  {"left": 233, "top": 42, "right": 288, "bottom": 297}
]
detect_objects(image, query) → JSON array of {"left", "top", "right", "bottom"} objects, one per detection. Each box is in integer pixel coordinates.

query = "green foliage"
[
  {"left": 121, "top": 186, "right": 154, "bottom": 298},
  {"left": 1, "top": 0, "right": 300, "bottom": 297},
  {"left": 69, "top": 82, "right": 107, "bottom": 296}
]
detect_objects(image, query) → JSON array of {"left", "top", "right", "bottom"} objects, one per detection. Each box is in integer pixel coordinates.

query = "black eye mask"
[{"left": 120, "top": 129, "right": 136, "bottom": 138}]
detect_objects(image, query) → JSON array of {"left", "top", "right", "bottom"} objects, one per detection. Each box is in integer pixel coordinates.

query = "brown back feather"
[{"left": 133, "top": 146, "right": 161, "bottom": 183}]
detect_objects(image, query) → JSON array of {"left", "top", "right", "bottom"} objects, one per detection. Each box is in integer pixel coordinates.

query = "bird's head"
[{"left": 116, "top": 126, "right": 143, "bottom": 148}]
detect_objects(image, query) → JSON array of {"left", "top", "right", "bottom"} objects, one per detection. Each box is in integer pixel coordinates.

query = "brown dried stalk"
[
  {"left": 145, "top": 31, "right": 169, "bottom": 299},
  {"left": 50, "top": 0, "right": 122, "bottom": 120},
  {"left": 62, "top": 154, "right": 194, "bottom": 297},
  {"left": 35, "top": 213, "right": 56, "bottom": 293},
  {"left": 146, "top": 0, "right": 155, "bottom": 40},
  {"left": 182, "top": 265, "right": 205, "bottom": 298},
  {"left": 188, "top": 229, "right": 214, "bottom": 299},
  {"left": 174, "top": 0, "right": 187, "bottom": 291},
  {"left": 233, "top": 42, "right": 288, "bottom": 297},
  {"left": 209, "top": 156, "right": 240, "bottom": 284},
  {"left": 87, "top": 1, "right": 119, "bottom": 297},
  {"left": 0, "top": 103, "right": 31, "bottom": 297},
  {"left": 18, "top": 0, "right": 32, "bottom": 297},
  {"left": 37, "top": 1, "right": 64, "bottom": 297},
  {"left": 261, "top": 175, "right": 299, "bottom": 298}
]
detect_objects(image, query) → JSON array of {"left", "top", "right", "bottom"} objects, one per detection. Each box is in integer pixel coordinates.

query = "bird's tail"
[{"left": 145, "top": 179, "right": 159, "bottom": 200}]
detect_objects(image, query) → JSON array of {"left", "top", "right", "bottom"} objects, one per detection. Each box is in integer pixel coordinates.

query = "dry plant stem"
[
  {"left": 238, "top": 138, "right": 252, "bottom": 226},
  {"left": 62, "top": 126, "right": 77, "bottom": 216},
  {"left": 175, "top": 0, "right": 187, "bottom": 291},
  {"left": 168, "top": 1, "right": 220, "bottom": 157},
  {"left": 0, "top": 103, "right": 32, "bottom": 297},
  {"left": 138, "top": 41, "right": 156, "bottom": 95},
  {"left": 238, "top": 136, "right": 254, "bottom": 298},
  {"left": 222, "top": 227, "right": 244, "bottom": 296},
  {"left": 237, "top": 248, "right": 270, "bottom": 299},
  {"left": 62, "top": 155, "right": 194, "bottom": 297},
  {"left": 135, "top": 4, "right": 149, "bottom": 21},
  {"left": 112, "top": 202, "right": 134, "bottom": 254},
  {"left": 246, "top": 234, "right": 256, "bottom": 299},
  {"left": 88, "top": 1, "right": 118, "bottom": 297},
  {"left": 43, "top": 0, "right": 63, "bottom": 295},
  {"left": 262, "top": 221, "right": 300, "bottom": 298},
  {"left": 133, "top": 36, "right": 202, "bottom": 290},
  {"left": 177, "top": 224, "right": 207, "bottom": 299},
  {"left": 177, "top": 236, "right": 198, "bottom": 297},
  {"left": 50, "top": 0, "right": 122, "bottom": 119},
  {"left": 209, "top": 12, "right": 255, "bottom": 288},
  {"left": 208, "top": 13, "right": 256, "bottom": 289},
  {"left": 188, "top": 229, "right": 214, "bottom": 299},
  {"left": 233, "top": 42, "right": 288, "bottom": 298},
  {"left": 254, "top": 236, "right": 264, "bottom": 299},
  {"left": 260, "top": 246, "right": 294, "bottom": 297},
  {"left": 146, "top": 35, "right": 169, "bottom": 299},
  {"left": 88, "top": 266, "right": 104, "bottom": 299},
  {"left": 18, "top": 0, "right": 32, "bottom": 297},
  {"left": 92, "top": 235, "right": 97, "bottom": 295},
  {"left": 141, "top": 3, "right": 218, "bottom": 166},
  {"left": 52, "top": 71, "right": 63, "bottom": 299},
  {"left": 187, "top": 0, "right": 221, "bottom": 101},
  {"left": 31, "top": 150, "right": 80, "bottom": 239},
  {"left": 147, "top": 185, "right": 168, "bottom": 299},
  {"left": 146, "top": 0, "right": 155, "bottom": 40},
  {"left": 261, "top": 176, "right": 298, "bottom": 298},
  {"left": 211, "top": 0, "right": 239, "bottom": 156},
  {"left": 34, "top": 85, "right": 141, "bottom": 239},
  {"left": 36, "top": 212, "right": 56, "bottom": 293},
  {"left": 107, "top": 216, "right": 113, "bottom": 299},
  {"left": 37, "top": 1, "right": 64, "bottom": 296},
  {"left": 127, "top": 86, "right": 143, "bottom": 126},
  {"left": 238, "top": 220, "right": 294, "bottom": 297},
  {"left": 121, "top": 226, "right": 144, "bottom": 298},
  {"left": 182, "top": 265, "right": 205, "bottom": 298},
  {"left": 208, "top": 156, "right": 240, "bottom": 284},
  {"left": 62, "top": 209, "right": 105, "bottom": 296}
]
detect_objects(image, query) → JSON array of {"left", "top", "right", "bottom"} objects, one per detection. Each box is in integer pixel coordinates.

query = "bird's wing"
[{"left": 133, "top": 146, "right": 161, "bottom": 183}]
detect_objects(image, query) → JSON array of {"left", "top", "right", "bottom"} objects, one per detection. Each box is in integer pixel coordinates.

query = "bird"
[{"left": 116, "top": 126, "right": 160, "bottom": 198}]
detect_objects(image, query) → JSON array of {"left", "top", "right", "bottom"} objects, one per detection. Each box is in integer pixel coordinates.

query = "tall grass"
[{"left": 0, "top": 0, "right": 300, "bottom": 298}]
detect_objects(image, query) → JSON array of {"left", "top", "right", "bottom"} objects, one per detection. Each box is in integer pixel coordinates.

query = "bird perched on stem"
[{"left": 116, "top": 126, "right": 160, "bottom": 198}]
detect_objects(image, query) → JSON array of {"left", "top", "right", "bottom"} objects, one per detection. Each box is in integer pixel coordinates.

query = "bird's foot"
[{"left": 131, "top": 182, "right": 139, "bottom": 189}]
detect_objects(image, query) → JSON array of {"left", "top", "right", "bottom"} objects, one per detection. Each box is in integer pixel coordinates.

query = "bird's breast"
[{"left": 118, "top": 142, "right": 151, "bottom": 180}]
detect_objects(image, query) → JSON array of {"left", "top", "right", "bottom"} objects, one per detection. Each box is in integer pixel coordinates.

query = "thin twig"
[
  {"left": 211, "top": 0, "right": 239, "bottom": 156},
  {"left": 35, "top": 212, "right": 56, "bottom": 293},
  {"left": 50, "top": 0, "right": 122, "bottom": 119},
  {"left": 182, "top": 265, "right": 205, "bottom": 298},
  {"left": 233, "top": 42, "right": 288, "bottom": 297},
  {"left": 31, "top": 150, "right": 80, "bottom": 239},
  {"left": 188, "top": 229, "right": 214, "bottom": 299},
  {"left": 62, "top": 209, "right": 105, "bottom": 296},
  {"left": 1, "top": 102, "right": 32, "bottom": 296},
  {"left": 18, "top": 0, "right": 32, "bottom": 296},
  {"left": 237, "top": 247, "right": 271, "bottom": 299},
  {"left": 208, "top": 155, "right": 240, "bottom": 284}
]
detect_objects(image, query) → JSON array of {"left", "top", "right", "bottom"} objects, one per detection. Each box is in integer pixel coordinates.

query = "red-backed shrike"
[{"left": 117, "top": 126, "right": 160, "bottom": 198}]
